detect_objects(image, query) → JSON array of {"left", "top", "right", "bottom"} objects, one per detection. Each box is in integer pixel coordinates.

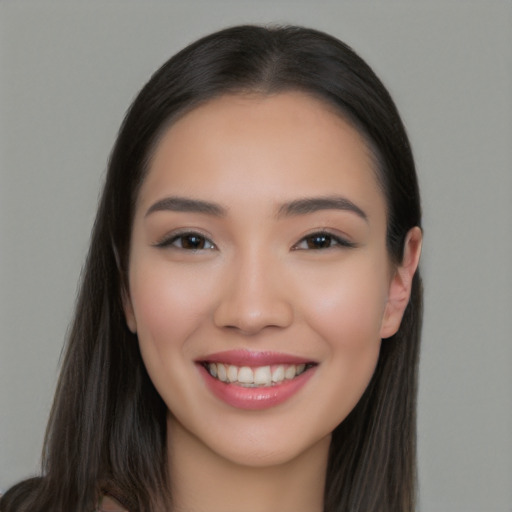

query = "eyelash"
[
  {"left": 154, "top": 231, "right": 216, "bottom": 251},
  {"left": 155, "top": 230, "right": 355, "bottom": 251},
  {"left": 292, "top": 231, "right": 356, "bottom": 251}
]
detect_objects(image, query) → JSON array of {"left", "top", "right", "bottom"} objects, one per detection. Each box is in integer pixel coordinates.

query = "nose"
[{"left": 213, "top": 251, "right": 294, "bottom": 335}]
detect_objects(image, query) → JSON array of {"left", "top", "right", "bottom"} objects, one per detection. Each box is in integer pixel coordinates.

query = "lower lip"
[{"left": 198, "top": 364, "right": 316, "bottom": 410}]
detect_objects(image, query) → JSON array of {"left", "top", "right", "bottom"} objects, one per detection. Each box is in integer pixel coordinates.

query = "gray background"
[{"left": 1, "top": 2, "right": 511, "bottom": 511}]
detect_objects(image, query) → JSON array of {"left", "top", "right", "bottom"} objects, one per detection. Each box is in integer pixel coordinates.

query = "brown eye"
[
  {"left": 306, "top": 234, "right": 333, "bottom": 249},
  {"left": 293, "top": 232, "right": 356, "bottom": 250},
  {"left": 179, "top": 234, "right": 209, "bottom": 250},
  {"left": 156, "top": 232, "right": 215, "bottom": 250}
]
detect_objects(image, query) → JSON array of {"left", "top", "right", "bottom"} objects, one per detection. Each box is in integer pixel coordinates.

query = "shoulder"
[
  {"left": 0, "top": 477, "right": 42, "bottom": 511},
  {"left": 97, "top": 494, "right": 130, "bottom": 512},
  {"left": 1, "top": 479, "right": 131, "bottom": 512}
]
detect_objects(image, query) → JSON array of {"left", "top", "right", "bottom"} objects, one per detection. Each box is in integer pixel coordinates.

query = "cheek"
[
  {"left": 129, "top": 260, "right": 214, "bottom": 357},
  {"left": 128, "top": 259, "right": 221, "bottom": 415},
  {"left": 299, "top": 257, "right": 389, "bottom": 344},
  {"left": 295, "top": 258, "right": 388, "bottom": 418}
]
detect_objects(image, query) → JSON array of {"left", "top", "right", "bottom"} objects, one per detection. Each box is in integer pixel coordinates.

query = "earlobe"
[
  {"left": 122, "top": 287, "right": 137, "bottom": 333},
  {"left": 380, "top": 226, "right": 422, "bottom": 339}
]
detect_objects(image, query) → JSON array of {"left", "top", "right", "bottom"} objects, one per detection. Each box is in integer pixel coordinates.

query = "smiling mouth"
[{"left": 201, "top": 362, "right": 316, "bottom": 388}]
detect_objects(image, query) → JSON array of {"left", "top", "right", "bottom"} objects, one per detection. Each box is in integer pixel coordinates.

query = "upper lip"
[{"left": 196, "top": 349, "right": 316, "bottom": 366}]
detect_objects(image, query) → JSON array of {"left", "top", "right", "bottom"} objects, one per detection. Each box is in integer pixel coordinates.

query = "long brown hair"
[{"left": 1, "top": 25, "right": 422, "bottom": 512}]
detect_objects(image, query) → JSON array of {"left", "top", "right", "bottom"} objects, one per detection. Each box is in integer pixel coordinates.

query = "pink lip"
[
  {"left": 196, "top": 350, "right": 317, "bottom": 411},
  {"left": 197, "top": 349, "right": 314, "bottom": 366}
]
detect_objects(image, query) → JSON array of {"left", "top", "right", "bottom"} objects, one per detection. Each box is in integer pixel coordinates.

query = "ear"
[
  {"left": 122, "top": 286, "right": 137, "bottom": 333},
  {"left": 380, "top": 227, "right": 422, "bottom": 339}
]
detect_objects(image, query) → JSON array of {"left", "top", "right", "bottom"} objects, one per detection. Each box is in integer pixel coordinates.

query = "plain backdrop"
[{"left": 1, "top": 2, "right": 511, "bottom": 511}]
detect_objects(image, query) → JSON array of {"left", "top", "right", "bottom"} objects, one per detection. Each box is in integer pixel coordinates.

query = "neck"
[{"left": 167, "top": 416, "right": 330, "bottom": 512}]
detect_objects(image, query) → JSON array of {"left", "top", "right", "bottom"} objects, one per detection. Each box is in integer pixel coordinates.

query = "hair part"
[{"left": 1, "top": 24, "right": 422, "bottom": 512}]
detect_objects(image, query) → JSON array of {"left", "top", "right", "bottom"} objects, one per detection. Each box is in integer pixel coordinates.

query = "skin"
[{"left": 124, "top": 92, "right": 422, "bottom": 512}]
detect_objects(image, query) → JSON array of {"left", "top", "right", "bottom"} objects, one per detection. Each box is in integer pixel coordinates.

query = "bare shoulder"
[{"left": 97, "top": 494, "right": 130, "bottom": 512}]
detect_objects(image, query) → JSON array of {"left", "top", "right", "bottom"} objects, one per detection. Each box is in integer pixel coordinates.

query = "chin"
[{"left": 176, "top": 411, "right": 334, "bottom": 470}]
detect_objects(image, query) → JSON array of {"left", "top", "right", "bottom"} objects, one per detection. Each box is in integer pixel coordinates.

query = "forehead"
[{"left": 138, "top": 91, "right": 385, "bottom": 220}]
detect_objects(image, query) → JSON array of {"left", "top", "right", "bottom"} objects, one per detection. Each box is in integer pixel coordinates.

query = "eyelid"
[
  {"left": 292, "top": 230, "right": 356, "bottom": 250},
  {"left": 153, "top": 229, "right": 217, "bottom": 250},
  {"left": 152, "top": 229, "right": 354, "bottom": 251}
]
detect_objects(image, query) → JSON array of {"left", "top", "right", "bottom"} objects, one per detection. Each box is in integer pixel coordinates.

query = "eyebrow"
[
  {"left": 277, "top": 196, "right": 368, "bottom": 221},
  {"left": 145, "top": 197, "right": 226, "bottom": 217},
  {"left": 145, "top": 195, "right": 367, "bottom": 221}
]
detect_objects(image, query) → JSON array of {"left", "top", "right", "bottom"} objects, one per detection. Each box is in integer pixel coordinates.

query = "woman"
[{"left": 1, "top": 25, "right": 422, "bottom": 512}]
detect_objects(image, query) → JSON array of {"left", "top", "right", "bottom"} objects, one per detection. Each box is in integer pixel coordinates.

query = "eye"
[
  {"left": 293, "top": 231, "right": 355, "bottom": 250},
  {"left": 155, "top": 232, "right": 216, "bottom": 251}
]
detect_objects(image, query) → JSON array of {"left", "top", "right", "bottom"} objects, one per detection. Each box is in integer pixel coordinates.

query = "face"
[{"left": 124, "top": 92, "right": 411, "bottom": 468}]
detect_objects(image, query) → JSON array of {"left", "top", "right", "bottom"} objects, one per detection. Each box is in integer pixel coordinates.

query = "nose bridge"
[{"left": 213, "top": 244, "right": 293, "bottom": 334}]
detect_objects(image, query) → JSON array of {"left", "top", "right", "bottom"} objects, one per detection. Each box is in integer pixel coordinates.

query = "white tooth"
[
  {"left": 238, "top": 366, "right": 254, "bottom": 384},
  {"left": 227, "top": 365, "right": 238, "bottom": 382},
  {"left": 209, "top": 363, "right": 217, "bottom": 378},
  {"left": 272, "top": 365, "right": 285, "bottom": 383},
  {"left": 296, "top": 363, "right": 306, "bottom": 375},
  {"left": 254, "top": 366, "right": 272, "bottom": 386},
  {"left": 285, "top": 365, "right": 297, "bottom": 380},
  {"left": 217, "top": 363, "right": 227, "bottom": 382}
]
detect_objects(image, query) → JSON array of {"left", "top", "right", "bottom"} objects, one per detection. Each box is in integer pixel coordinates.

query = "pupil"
[
  {"left": 309, "top": 234, "right": 331, "bottom": 249},
  {"left": 183, "top": 235, "right": 204, "bottom": 249}
]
